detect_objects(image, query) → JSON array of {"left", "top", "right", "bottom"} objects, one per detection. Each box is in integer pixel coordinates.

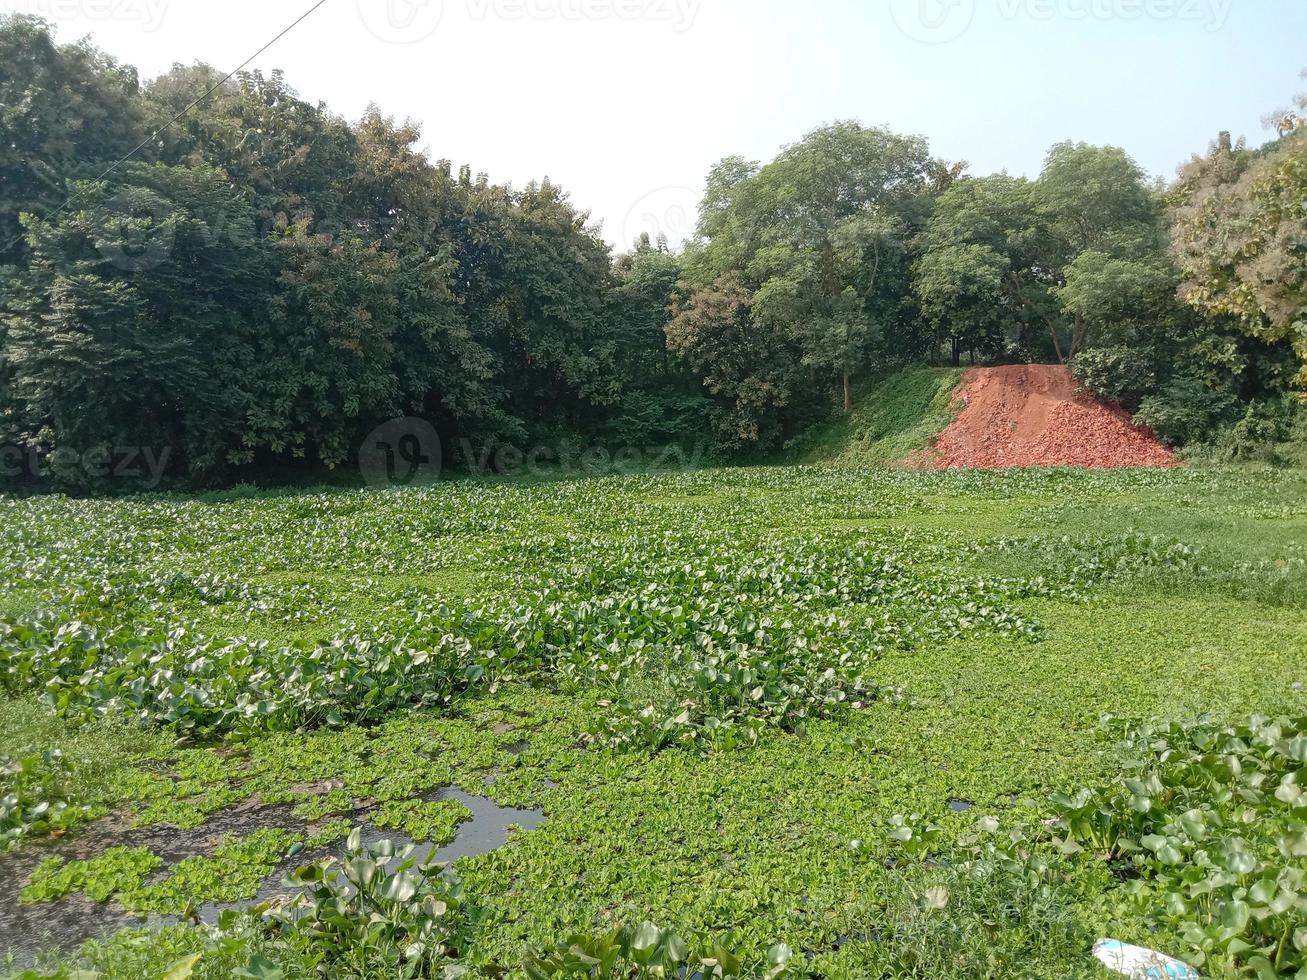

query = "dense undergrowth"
[
  {"left": 0, "top": 465, "right": 1304, "bottom": 978},
  {"left": 787, "top": 368, "right": 964, "bottom": 466}
]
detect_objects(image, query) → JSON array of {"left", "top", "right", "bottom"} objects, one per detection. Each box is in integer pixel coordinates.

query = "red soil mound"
[{"left": 912, "top": 365, "right": 1177, "bottom": 470}]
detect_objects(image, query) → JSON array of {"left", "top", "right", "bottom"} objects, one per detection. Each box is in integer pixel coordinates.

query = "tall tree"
[
  {"left": 0, "top": 15, "right": 144, "bottom": 263},
  {"left": 683, "top": 122, "right": 933, "bottom": 418},
  {"left": 1170, "top": 106, "right": 1307, "bottom": 385},
  {"left": 5, "top": 163, "right": 270, "bottom": 485}
]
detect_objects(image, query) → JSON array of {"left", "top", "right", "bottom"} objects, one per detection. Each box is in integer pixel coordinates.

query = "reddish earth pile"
[{"left": 912, "top": 365, "right": 1177, "bottom": 470}]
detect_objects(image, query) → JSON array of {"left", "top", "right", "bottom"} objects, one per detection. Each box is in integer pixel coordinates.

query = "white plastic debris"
[{"left": 1092, "top": 939, "right": 1199, "bottom": 979}]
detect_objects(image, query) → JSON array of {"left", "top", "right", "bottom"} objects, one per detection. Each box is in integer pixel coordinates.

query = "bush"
[
  {"left": 1223, "top": 398, "right": 1301, "bottom": 462},
  {"left": 1071, "top": 346, "right": 1156, "bottom": 412},
  {"left": 1135, "top": 376, "right": 1240, "bottom": 446}
]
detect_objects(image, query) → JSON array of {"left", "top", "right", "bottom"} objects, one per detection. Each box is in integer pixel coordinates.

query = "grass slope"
[{"left": 790, "top": 367, "right": 963, "bottom": 466}]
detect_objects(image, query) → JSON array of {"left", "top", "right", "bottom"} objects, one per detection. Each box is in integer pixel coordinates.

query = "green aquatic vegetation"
[
  {"left": 372, "top": 798, "right": 474, "bottom": 844},
  {"left": 21, "top": 847, "right": 161, "bottom": 905},
  {"left": 1048, "top": 714, "right": 1307, "bottom": 977},
  {"left": 1, "top": 466, "right": 1305, "bottom": 976},
  {"left": 0, "top": 700, "right": 167, "bottom": 851},
  {"left": 1, "top": 749, "right": 94, "bottom": 851},
  {"left": 270, "top": 828, "right": 472, "bottom": 978},
  {"left": 303, "top": 819, "right": 353, "bottom": 850},
  {"left": 19, "top": 831, "right": 299, "bottom": 915},
  {"left": 119, "top": 828, "right": 301, "bottom": 915},
  {"left": 848, "top": 827, "right": 1103, "bottom": 979},
  {"left": 291, "top": 789, "right": 356, "bottom": 822},
  {"left": 522, "top": 921, "right": 795, "bottom": 979}
]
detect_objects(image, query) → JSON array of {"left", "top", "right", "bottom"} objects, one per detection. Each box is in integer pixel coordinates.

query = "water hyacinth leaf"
[
  {"left": 631, "top": 920, "right": 661, "bottom": 953},
  {"left": 381, "top": 871, "right": 419, "bottom": 904},
  {"left": 161, "top": 953, "right": 204, "bottom": 980},
  {"left": 234, "top": 956, "right": 284, "bottom": 980},
  {"left": 764, "top": 943, "right": 794, "bottom": 979}
]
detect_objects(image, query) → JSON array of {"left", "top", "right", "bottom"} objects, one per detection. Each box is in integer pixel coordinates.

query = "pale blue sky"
[{"left": 22, "top": 0, "right": 1306, "bottom": 247}]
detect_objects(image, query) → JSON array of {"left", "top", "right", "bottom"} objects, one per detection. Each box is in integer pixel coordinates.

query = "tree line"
[{"left": 1, "top": 15, "right": 1302, "bottom": 489}]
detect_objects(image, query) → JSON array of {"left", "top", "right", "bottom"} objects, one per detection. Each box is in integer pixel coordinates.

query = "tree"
[
  {"left": 920, "top": 175, "right": 1061, "bottom": 361},
  {"left": 605, "top": 240, "right": 706, "bottom": 444},
  {"left": 144, "top": 66, "right": 358, "bottom": 235},
  {"left": 684, "top": 123, "right": 933, "bottom": 417},
  {"left": 914, "top": 244, "right": 1008, "bottom": 365},
  {"left": 0, "top": 15, "right": 144, "bottom": 263},
  {"left": 666, "top": 273, "right": 802, "bottom": 447},
  {"left": 1170, "top": 104, "right": 1307, "bottom": 386},
  {"left": 1057, "top": 251, "right": 1178, "bottom": 353},
  {"left": 5, "top": 163, "right": 270, "bottom": 485}
]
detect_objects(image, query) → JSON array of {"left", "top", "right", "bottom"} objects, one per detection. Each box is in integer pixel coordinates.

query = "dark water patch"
[
  {"left": 948, "top": 798, "right": 974, "bottom": 813},
  {"left": 198, "top": 789, "right": 544, "bottom": 918},
  {"left": 0, "top": 791, "right": 545, "bottom": 964},
  {"left": 349, "top": 789, "right": 544, "bottom": 868},
  {"left": 0, "top": 801, "right": 304, "bottom": 964}
]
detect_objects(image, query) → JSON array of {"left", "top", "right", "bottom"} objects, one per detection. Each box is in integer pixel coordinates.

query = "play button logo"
[
  {"left": 357, "top": 0, "right": 444, "bottom": 44},
  {"left": 889, "top": 0, "right": 976, "bottom": 44}
]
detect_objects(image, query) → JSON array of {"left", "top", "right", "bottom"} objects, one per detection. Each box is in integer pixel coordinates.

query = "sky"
[{"left": 13, "top": 0, "right": 1306, "bottom": 250}]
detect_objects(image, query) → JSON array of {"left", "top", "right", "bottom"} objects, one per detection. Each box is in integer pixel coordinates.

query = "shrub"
[
  {"left": 1135, "top": 375, "right": 1240, "bottom": 446},
  {"left": 1071, "top": 346, "right": 1157, "bottom": 412}
]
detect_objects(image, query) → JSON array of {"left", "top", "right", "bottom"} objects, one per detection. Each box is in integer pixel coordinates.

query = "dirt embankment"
[{"left": 911, "top": 365, "right": 1177, "bottom": 470}]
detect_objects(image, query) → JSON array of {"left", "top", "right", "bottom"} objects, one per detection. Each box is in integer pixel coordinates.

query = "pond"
[{"left": 0, "top": 790, "right": 545, "bottom": 965}]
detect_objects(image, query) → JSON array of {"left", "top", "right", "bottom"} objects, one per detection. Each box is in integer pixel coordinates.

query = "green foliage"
[
  {"left": 372, "top": 799, "right": 472, "bottom": 844},
  {"left": 1171, "top": 117, "right": 1307, "bottom": 387},
  {"left": 21, "top": 847, "right": 161, "bottom": 905},
  {"left": 790, "top": 367, "right": 963, "bottom": 465},
  {"left": 0, "top": 467, "right": 1305, "bottom": 976},
  {"left": 0, "top": 700, "right": 162, "bottom": 850},
  {"left": 0, "top": 14, "right": 143, "bottom": 263},
  {"left": 913, "top": 243, "right": 1009, "bottom": 363},
  {"left": 1071, "top": 346, "right": 1157, "bottom": 412},
  {"left": 2, "top": 17, "right": 1304, "bottom": 475},
  {"left": 1136, "top": 376, "right": 1243, "bottom": 447},
  {"left": 523, "top": 922, "right": 794, "bottom": 979},
  {"left": 1, "top": 749, "right": 90, "bottom": 851},
  {"left": 673, "top": 121, "right": 935, "bottom": 442},
  {"left": 863, "top": 823, "right": 1100, "bottom": 979},
  {"left": 20, "top": 830, "right": 299, "bottom": 915},
  {"left": 270, "top": 827, "right": 472, "bottom": 978},
  {"left": 1046, "top": 714, "right": 1307, "bottom": 977}
]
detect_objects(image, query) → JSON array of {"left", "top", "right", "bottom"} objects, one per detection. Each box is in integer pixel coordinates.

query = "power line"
[{"left": 1, "top": 0, "right": 330, "bottom": 256}]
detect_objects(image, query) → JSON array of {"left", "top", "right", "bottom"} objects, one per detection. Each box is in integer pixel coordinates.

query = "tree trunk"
[
  {"left": 843, "top": 371, "right": 851, "bottom": 413},
  {"left": 1069, "top": 314, "right": 1087, "bottom": 360},
  {"left": 1049, "top": 325, "right": 1066, "bottom": 363},
  {"left": 951, "top": 337, "right": 961, "bottom": 367}
]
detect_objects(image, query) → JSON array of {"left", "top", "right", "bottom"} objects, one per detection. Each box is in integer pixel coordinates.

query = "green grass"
[
  {"left": 789, "top": 367, "right": 963, "bottom": 465},
  {"left": 1, "top": 465, "right": 1304, "bottom": 978}
]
